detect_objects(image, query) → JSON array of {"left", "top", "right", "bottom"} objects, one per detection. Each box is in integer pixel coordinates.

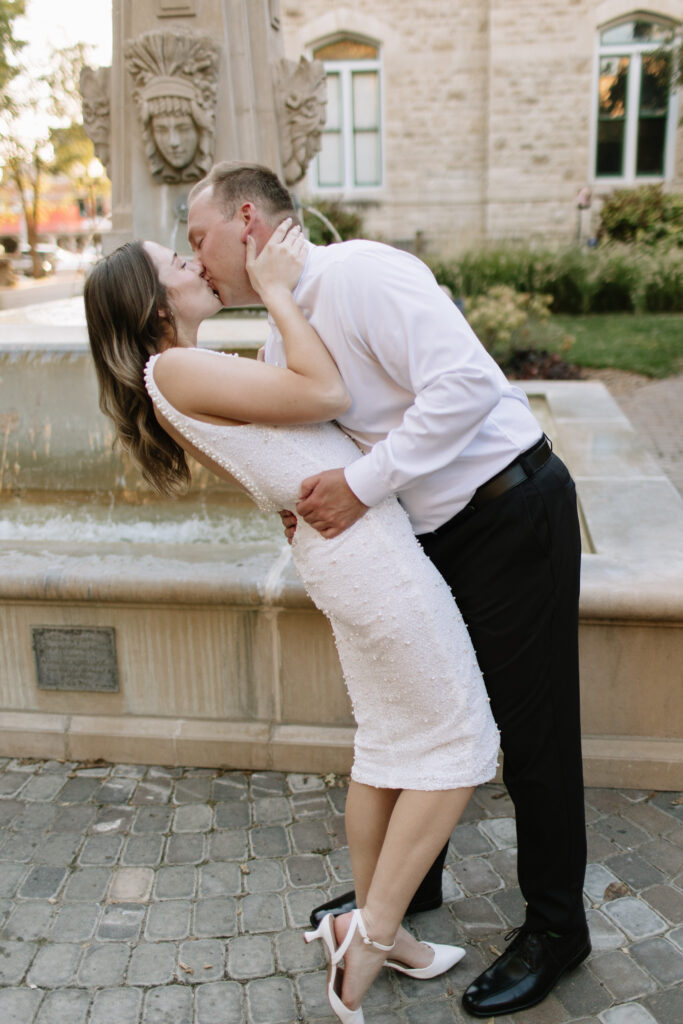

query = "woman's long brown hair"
[{"left": 84, "top": 241, "right": 191, "bottom": 495}]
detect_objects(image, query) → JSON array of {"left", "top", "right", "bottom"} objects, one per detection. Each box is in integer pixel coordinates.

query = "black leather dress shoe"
[
  {"left": 308, "top": 888, "right": 443, "bottom": 929},
  {"left": 462, "top": 924, "right": 591, "bottom": 1017}
]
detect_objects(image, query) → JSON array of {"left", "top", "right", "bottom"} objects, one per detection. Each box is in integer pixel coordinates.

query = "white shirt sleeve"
[{"left": 333, "top": 251, "right": 506, "bottom": 507}]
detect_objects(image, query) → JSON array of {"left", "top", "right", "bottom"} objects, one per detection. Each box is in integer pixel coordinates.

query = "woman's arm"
[
  {"left": 245, "top": 220, "right": 348, "bottom": 399},
  {"left": 153, "top": 221, "right": 350, "bottom": 425}
]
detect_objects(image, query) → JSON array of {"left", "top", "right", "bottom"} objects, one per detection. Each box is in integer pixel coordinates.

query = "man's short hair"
[{"left": 188, "top": 162, "right": 295, "bottom": 220}]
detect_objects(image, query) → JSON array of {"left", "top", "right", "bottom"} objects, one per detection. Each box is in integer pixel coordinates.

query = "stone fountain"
[{"left": 0, "top": 1, "right": 681, "bottom": 786}]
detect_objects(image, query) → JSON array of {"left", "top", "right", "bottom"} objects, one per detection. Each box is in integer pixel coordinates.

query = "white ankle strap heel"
[
  {"left": 341, "top": 908, "right": 395, "bottom": 956},
  {"left": 384, "top": 940, "right": 465, "bottom": 978},
  {"left": 303, "top": 909, "right": 395, "bottom": 1024}
]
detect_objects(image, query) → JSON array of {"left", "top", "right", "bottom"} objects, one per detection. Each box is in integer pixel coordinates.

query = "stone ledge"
[
  {"left": 2, "top": 710, "right": 681, "bottom": 789},
  {"left": 0, "top": 710, "right": 355, "bottom": 775},
  {"left": 2, "top": 544, "right": 682, "bottom": 621},
  {"left": 582, "top": 735, "right": 683, "bottom": 790},
  {"left": 0, "top": 319, "right": 267, "bottom": 351}
]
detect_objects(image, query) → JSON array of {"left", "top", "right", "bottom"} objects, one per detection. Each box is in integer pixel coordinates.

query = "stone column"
[
  {"left": 97, "top": 0, "right": 323, "bottom": 252},
  {"left": 104, "top": 0, "right": 286, "bottom": 252}
]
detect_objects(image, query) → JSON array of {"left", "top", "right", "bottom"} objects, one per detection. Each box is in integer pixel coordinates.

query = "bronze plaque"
[{"left": 32, "top": 627, "right": 119, "bottom": 692}]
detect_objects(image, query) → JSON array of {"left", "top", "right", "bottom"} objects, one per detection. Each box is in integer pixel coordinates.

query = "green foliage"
[
  {"left": 49, "top": 123, "right": 96, "bottom": 177},
  {"left": 464, "top": 285, "right": 566, "bottom": 364},
  {"left": 302, "top": 200, "right": 365, "bottom": 245},
  {"left": 427, "top": 246, "right": 532, "bottom": 298},
  {"left": 42, "top": 42, "right": 93, "bottom": 124},
  {"left": 426, "top": 241, "right": 683, "bottom": 315},
  {"left": 588, "top": 245, "right": 640, "bottom": 313},
  {"left": 530, "top": 246, "right": 592, "bottom": 315},
  {"left": 641, "top": 246, "right": 683, "bottom": 313},
  {"left": 597, "top": 185, "right": 683, "bottom": 246},
  {"left": 0, "top": 0, "right": 25, "bottom": 110},
  {"left": 0, "top": 35, "right": 97, "bottom": 276}
]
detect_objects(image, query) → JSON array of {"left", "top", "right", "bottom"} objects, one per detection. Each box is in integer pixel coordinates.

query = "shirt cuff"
[{"left": 344, "top": 456, "right": 393, "bottom": 508}]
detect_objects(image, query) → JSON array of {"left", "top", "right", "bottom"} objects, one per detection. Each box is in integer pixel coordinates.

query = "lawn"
[{"left": 550, "top": 313, "right": 683, "bottom": 378}]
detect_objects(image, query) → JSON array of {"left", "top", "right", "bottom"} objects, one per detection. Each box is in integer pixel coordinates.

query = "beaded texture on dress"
[{"left": 144, "top": 351, "right": 500, "bottom": 789}]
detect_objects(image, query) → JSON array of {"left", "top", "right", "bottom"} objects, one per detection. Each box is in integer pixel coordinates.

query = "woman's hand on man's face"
[{"left": 245, "top": 217, "right": 305, "bottom": 300}]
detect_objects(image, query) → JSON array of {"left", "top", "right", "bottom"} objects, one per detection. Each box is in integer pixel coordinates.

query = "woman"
[{"left": 84, "top": 221, "right": 500, "bottom": 1023}]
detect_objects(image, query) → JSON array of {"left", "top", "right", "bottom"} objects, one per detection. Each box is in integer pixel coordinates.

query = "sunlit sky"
[
  {"left": 16, "top": 0, "right": 113, "bottom": 68},
  {"left": 8, "top": 0, "right": 112, "bottom": 143}
]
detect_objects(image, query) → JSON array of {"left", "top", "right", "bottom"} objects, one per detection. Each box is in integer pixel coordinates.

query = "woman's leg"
[
  {"left": 338, "top": 785, "right": 473, "bottom": 1010},
  {"left": 344, "top": 781, "right": 400, "bottom": 906}
]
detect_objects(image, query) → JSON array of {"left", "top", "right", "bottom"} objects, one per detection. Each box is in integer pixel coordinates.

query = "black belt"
[
  {"left": 468, "top": 435, "right": 552, "bottom": 512},
  {"left": 428, "top": 435, "right": 553, "bottom": 538}
]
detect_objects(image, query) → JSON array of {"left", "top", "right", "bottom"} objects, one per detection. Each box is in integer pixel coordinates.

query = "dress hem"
[{"left": 349, "top": 761, "right": 499, "bottom": 792}]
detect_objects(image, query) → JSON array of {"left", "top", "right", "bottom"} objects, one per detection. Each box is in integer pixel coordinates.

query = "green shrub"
[
  {"left": 426, "top": 240, "right": 681, "bottom": 315},
  {"left": 464, "top": 285, "right": 562, "bottom": 364},
  {"left": 598, "top": 185, "right": 683, "bottom": 246},
  {"left": 642, "top": 245, "right": 683, "bottom": 312},
  {"left": 530, "top": 246, "right": 593, "bottom": 315},
  {"left": 426, "top": 256, "right": 462, "bottom": 297},
  {"left": 426, "top": 246, "right": 593, "bottom": 314},
  {"left": 302, "top": 200, "right": 365, "bottom": 245},
  {"left": 457, "top": 246, "right": 535, "bottom": 295},
  {"left": 588, "top": 244, "right": 645, "bottom": 312}
]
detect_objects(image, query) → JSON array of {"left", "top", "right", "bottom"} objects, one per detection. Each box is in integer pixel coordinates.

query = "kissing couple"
[{"left": 85, "top": 161, "right": 589, "bottom": 1020}]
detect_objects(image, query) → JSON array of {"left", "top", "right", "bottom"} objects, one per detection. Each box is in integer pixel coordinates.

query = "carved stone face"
[
  {"left": 82, "top": 96, "right": 110, "bottom": 148},
  {"left": 124, "top": 29, "right": 220, "bottom": 185},
  {"left": 150, "top": 112, "right": 199, "bottom": 170},
  {"left": 292, "top": 95, "right": 326, "bottom": 164},
  {"left": 80, "top": 66, "right": 111, "bottom": 172},
  {"left": 274, "top": 57, "right": 327, "bottom": 185}
]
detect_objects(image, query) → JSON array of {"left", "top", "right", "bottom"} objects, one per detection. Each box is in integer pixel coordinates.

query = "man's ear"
[{"left": 239, "top": 202, "right": 256, "bottom": 244}]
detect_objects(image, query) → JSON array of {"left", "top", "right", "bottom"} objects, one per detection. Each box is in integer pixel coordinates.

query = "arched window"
[
  {"left": 311, "top": 36, "right": 383, "bottom": 193},
  {"left": 594, "top": 15, "right": 677, "bottom": 181}
]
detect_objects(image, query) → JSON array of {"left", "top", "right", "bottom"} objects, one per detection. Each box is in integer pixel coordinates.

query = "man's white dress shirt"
[{"left": 264, "top": 239, "right": 542, "bottom": 534}]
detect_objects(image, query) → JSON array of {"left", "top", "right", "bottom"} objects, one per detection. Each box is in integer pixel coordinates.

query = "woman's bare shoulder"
[
  {"left": 152, "top": 347, "right": 248, "bottom": 420},
  {"left": 154, "top": 346, "right": 224, "bottom": 386}
]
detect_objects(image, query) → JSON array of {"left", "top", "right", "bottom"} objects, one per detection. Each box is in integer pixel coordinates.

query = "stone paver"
[
  {"left": 598, "top": 371, "right": 683, "bottom": 497},
  {"left": 0, "top": 759, "right": 681, "bottom": 1022}
]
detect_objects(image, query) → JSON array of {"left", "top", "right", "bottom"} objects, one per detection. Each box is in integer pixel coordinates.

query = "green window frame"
[
  {"left": 311, "top": 37, "right": 383, "bottom": 193},
  {"left": 595, "top": 16, "right": 677, "bottom": 181}
]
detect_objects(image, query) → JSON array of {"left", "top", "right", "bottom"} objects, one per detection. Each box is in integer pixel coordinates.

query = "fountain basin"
[{"left": 1, "top": 314, "right": 682, "bottom": 787}]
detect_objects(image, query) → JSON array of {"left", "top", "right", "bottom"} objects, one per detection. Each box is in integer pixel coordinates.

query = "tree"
[
  {"left": 0, "top": 0, "right": 25, "bottom": 113},
  {"left": 0, "top": 38, "right": 96, "bottom": 276}
]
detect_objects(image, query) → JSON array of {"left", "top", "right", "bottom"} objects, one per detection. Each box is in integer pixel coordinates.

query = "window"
[
  {"left": 595, "top": 16, "right": 677, "bottom": 181},
  {"left": 311, "top": 37, "right": 383, "bottom": 192}
]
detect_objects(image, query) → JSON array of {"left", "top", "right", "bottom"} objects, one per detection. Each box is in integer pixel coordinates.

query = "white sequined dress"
[{"left": 145, "top": 352, "right": 500, "bottom": 790}]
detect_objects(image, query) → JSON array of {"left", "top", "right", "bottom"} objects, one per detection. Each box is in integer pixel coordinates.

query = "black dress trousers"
[{"left": 416, "top": 452, "right": 587, "bottom": 934}]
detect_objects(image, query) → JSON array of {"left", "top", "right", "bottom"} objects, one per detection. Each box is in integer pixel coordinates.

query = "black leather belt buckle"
[{"left": 469, "top": 436, "right": 552, "bottom": 512}]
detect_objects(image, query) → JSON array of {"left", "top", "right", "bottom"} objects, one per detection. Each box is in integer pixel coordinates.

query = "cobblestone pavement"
[{"left": 0, "top": 760, "right": 682, "bottom": 1023}]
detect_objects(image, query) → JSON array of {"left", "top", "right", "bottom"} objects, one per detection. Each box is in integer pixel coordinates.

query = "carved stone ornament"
[
  {"left": 79, "top": 65, "right": 112, "bottom": 176},
  {"left": 124, "top": 30, "right": 220, "bottom": 184},
  {"left": 273, "top": 56, "right": 327, "bottom": 186}
]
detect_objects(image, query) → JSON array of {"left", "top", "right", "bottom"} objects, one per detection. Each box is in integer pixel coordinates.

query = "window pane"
[
  {"left": 596, "top": 118, "right": 625, "bottom": 176},
  {"left": 317, "top": 133, "right": 344, "bottom": 187},
  {"left": 601, "top": 20, "right": 674, "bottom": 46},
  {"left": 636, "top": 117, "right": 666, "bottom": 175},
  {"left": 598, "top": 56, "right": 629, "bottom": 118},
  {"left": 636, "top": 52, "right": 670, "bottom": 176},
  {"left": 352, "top": 72, "right": 379, "bottom": 130},
  {"left": 640, "top": 52, "right": 671, "bottom": 116},
  {"left": 354, "top": 131, "right": 381, "bottom": 186},
  {"left": 325, "top": 73, "right": 341, "bottom": 130},
  {"left": 314, "top": 39, "right": 378, "bottom": 61}
]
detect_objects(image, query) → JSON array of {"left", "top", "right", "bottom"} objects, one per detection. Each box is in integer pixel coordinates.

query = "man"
[{"left": 188, "top": 161, "right": 590, "bottom": 1017}]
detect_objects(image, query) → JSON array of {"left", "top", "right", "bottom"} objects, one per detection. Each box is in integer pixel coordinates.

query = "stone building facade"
[{"left": 279, "top": 0, "right": 683, "bottom": 255}]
